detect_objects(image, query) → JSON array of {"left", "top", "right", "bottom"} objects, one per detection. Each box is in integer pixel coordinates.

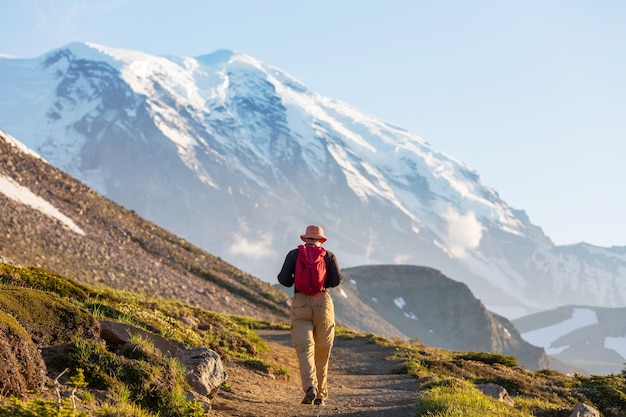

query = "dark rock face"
[{"left": 334, "top": 265, "right": 563, "bottom": 371}]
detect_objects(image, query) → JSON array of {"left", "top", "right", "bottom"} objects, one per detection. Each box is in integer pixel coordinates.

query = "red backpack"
[{"left": 294, "top": 245, "right": 327, "bottom": 295}]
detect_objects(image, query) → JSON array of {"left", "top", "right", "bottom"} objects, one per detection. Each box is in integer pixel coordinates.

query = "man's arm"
[
  {"left": 325, "top": 251, "right": 344, "bottom": 288},
  {"left": 277, "top": 249, "right": 298, "bottom": 287}
]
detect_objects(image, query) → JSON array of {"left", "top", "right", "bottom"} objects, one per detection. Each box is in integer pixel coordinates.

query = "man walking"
[{"left": 277, "top": 225, "right": 344, "bottom": 406}]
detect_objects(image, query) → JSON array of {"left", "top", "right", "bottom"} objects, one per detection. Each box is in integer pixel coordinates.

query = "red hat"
[{"left": 300, "top": 225, "right": 328, "bottom": 243}]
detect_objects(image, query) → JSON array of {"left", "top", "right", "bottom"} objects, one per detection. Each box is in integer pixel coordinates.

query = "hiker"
[{"left": 277, "top": 225, "right": 344, "bottom": 406}]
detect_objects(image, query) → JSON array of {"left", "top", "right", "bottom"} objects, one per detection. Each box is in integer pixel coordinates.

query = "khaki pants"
[{"left": 290, "top": 291, "right": 335, "bottom": 399}]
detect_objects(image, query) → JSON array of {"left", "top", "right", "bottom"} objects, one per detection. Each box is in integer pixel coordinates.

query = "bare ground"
[{"left": 209, "top": 329, "right": 419, "bottom": 417}]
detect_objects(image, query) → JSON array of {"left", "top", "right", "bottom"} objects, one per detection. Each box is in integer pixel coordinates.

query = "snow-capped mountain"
[{"left": 1, "top": 42, "right": 625, "bottom": 319}]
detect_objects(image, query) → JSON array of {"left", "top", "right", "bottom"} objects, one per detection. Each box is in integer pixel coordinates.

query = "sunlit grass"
[
  {"left": 0, "top": 397, "right": 88, "bottom": 417},
  {"left": 416, "top": 379, "right": 532, "bottom": 417}
]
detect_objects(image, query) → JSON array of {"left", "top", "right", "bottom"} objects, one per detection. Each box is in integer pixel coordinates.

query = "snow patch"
[
  {"left": 404, "top": 312, "right": 418, "bottom": 320},
  {"left": 604, "top": 336, "right": 626, "bottom": 359},
  {"left": 0, "top": 175, "right": 85, "bottom": 235},
  {"left": 1, "top": 129, "right": 44, "bottom": 160},
  {"left": 520, "top": 308, "right": 599, "bottom": 352}
]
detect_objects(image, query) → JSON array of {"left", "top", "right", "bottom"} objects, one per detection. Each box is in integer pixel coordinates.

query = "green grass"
[
  {"left": 416, "top": 378, "right": 532, "bottom": 417},
  {"left": 335, "top": 324, "right": 368, "bottom": 339},
  {"left": 0, "top": 397, "right": 89, "bottom": 417},
  {"left": 391, "top": 337, "right": 626, "bottom": 417},
  {"left": 456, "top": 351, "right": 518, "bottom": 368},
  {"left": 0, "top": 263, "right": 290, "bottom": 417}
]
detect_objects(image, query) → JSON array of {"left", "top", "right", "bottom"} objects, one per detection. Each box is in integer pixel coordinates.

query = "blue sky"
[{"left": 2, "top": 0, "right": 625, "bottom": 247}]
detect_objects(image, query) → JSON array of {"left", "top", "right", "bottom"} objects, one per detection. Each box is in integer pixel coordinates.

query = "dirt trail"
[{"left": 209, "top": 329, "right": 419, "bottom": 417}]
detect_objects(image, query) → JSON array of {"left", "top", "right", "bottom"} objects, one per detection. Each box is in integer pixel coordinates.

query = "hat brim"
[{"left": 300, "top": 235, "right": 328, "bottom": 243}]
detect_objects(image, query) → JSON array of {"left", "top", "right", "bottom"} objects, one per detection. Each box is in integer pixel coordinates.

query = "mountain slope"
[
  {"left": 1, "top": 43, "right": 625, "bottom": 320},
  {"left": 0, "top": 129, "right": 290, "bottom": 322}
]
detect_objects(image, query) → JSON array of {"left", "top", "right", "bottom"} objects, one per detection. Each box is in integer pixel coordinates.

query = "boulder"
[
  {"left": 99, "top": 320, "right": 227, "bottom": 397},
  {"left": 569, "top": 403, "right": 600, "bottom": 417},
  {"left": 100, "top": 320, "right": 182, "bottom": 357},
  {"left": 177, "top": 346, "right": 228, "bottom": 397},
  {"left": 475, "top": 383, "right": 514, "bottom": 406}
]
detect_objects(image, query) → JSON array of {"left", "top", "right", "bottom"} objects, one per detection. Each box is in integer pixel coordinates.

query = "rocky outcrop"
[
  {"left": 100, "top": 320, "right": 182, "bottom": 357},
  {"left": 99, "top": 320, "right": 227, "bottom": 397}
]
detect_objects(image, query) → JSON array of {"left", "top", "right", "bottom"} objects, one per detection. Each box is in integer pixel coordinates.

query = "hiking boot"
[
  {"left": 314, "top": 398, "right": 324, "bottom": 406},
  {"left": 301, "top": 386, "right": 316, "bottom": 404}
]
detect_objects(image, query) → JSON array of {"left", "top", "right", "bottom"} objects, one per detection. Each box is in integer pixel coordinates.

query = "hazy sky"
[{"left": 1, "top": 0, "right": 625, "bottom": 247}]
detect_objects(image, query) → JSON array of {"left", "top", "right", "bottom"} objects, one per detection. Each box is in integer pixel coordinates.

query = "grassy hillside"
[
  {"left": 397, "top": 343, "right": 626, "bottom": 416},
  {"left": 0, "top": 261, "right": 288, "bottom": 416}
]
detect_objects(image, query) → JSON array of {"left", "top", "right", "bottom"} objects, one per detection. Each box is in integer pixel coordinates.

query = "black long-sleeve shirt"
[{"left": 277, "top": 246, "right": 344, "bottom": 292}]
